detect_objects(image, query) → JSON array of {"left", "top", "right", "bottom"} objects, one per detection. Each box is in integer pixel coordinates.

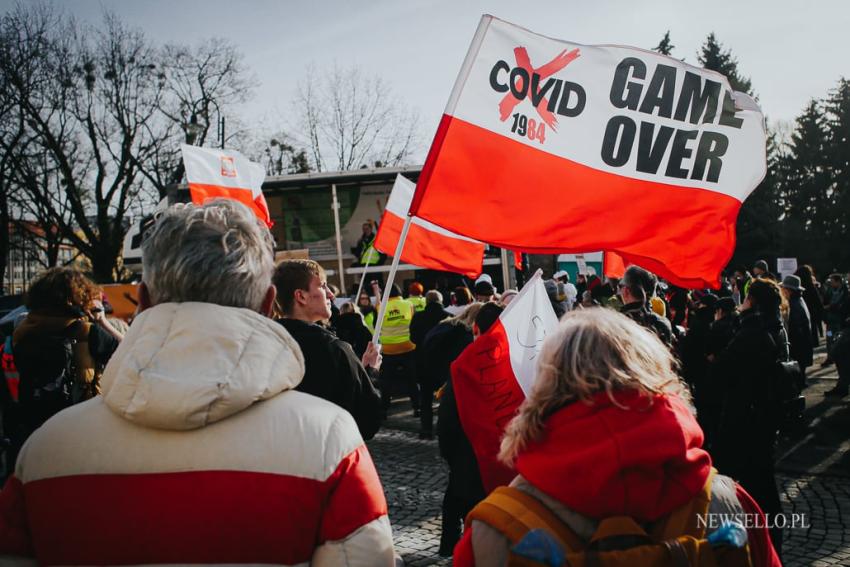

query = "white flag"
[{"left": 500, "top": 269, "right": 560, "bottom": 396}]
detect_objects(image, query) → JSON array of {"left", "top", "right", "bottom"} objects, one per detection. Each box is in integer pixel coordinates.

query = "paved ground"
[{"left": 368, "top": 347, "right": 850, "bottom": 566}]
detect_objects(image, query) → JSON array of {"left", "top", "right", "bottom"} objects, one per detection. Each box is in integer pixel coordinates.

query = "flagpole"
[
  {"left": 500, "top": 248, "right": 511, "bottom": 292},
  {"left": 372, "top": 214, "right": 413, "bottom": 344},
  {"left": 353, "top": 254, "right": 373, "bottom": 304},
  {"left": 331, "top": 184, "right": 346, "bottom": 294}
]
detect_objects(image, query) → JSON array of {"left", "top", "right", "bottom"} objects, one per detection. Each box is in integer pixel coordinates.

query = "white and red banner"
[
  {"left": 451, "top": 270, "right": 558, "bottom": 491},
  {"left": 410, "top": 16, "right": 767, "bottom": 289},
  {"left": 374, "top": 174, "right": 486, "bottom": 278},
  {"left": 181, "top": 145, "right": 272, "bottom": 227}
]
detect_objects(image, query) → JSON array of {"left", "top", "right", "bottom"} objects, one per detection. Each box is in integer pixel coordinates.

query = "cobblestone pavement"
[{"left": 369, "top": 348, "right": 850, "bottom": 566}]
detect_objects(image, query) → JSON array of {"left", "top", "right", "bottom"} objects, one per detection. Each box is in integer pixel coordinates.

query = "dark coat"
[
  {"left": 825, "top": 284, "right": 850, "bottom": 329},
  {"left": 278, "top": 319, "right": 382, "bottom": 440},
  {"left": 681, "top": 305, "right": 713, "bottom": 389},
  {"left": 437, "top": 378, "right": 485, "bottom": 504},
  {"left": 706, "top": 314, "right": 737, "bottom": 358},
  {"left": 712, "top": 309, "right": 782, "bottom": 474},
  {"left": 699, "top": 314, "right": 738, "bottom": 450},
  {"left": 786, "top": 292, "right": 813, "bottom": 369},
  {"left": 420, "top": 322, "right": 473, "bottom": 390},
  {"left": 334, "top": 312, "right": 372, "bottom": 358},
  {"left": 410, "top": 302, "right": 451, "bottom": 347},
  {"left": 711, "top": 308, "right": 786, "bottom": 532},
  {"left": 621, "top": 301, "right": 673, "bottom": 346},
  {"left": 801, "top": 280, "right": 824, "bottom": 327}
]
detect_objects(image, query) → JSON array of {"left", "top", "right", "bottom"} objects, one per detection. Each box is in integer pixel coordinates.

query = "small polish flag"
[
  {"left": 181, "top": 145, "right": 272, "bottom": 227},
  {"left": 374, "top": 175, "right": 485, "bottom": 278}
]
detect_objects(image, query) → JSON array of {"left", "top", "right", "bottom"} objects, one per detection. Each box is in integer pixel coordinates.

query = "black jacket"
[
  {"left": 706, "top": 314, "right": 737, "bottom": 358},
  {"left": 278, "top": 319, "right": 382, "bottom": 440},
  {"left": 410, "top": 302, "right": 451, "bottom": 347},
  {"left": 712, "top": 308, "right": 782, "bottom": 472},
  {"left": 801, "top": 281, "right": 824, "bottom": 325},
  {"left": 825, "top": 284, "right": 850, "bottom": 327},
  {"left": 621, "top": 301, "right": 673, "bottom": 346},
  {"left": 681, "top": 305, "right": 714, "bottom": 389},
  {"left": 334, "top": 312, "right": 372, "bottom": 358},
  {"left": 420, "top": 322, "right": 473, "bottom": 390},
  {"left": 786, "top": 293, "right": 813, "bottom": 369},
  {"left": 437, "top": 377, "right": 485, "bottom": 504}
]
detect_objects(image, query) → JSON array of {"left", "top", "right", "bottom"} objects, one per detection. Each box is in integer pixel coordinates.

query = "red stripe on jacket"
[{"left": 0, "top": 445, "right": 386, "bottom": 565}]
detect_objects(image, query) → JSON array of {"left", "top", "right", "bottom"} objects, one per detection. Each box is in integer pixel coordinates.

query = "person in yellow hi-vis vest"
[
  {"left": 408, "top": 282, "right": 426, "bottom": 313},
  {"left": 374, "top": 283, "right": 419, "bottom": 418},
  {"left": 351, "top": 221, "right": 384, "bottom": 267}
]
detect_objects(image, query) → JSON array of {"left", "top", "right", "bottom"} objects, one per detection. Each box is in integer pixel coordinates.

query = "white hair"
[{"left": 141, "top": 199, "right": 274, "bottom": 311}]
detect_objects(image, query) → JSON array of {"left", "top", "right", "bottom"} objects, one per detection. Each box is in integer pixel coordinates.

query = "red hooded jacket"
[{"left": 455, "top": 390, "right": 781, "bottom": 566}]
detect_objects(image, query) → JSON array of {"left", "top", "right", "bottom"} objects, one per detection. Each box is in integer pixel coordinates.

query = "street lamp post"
[
  {"left": 184, "top": 101, "right": 226, "bottom": 149},
  {"left": 204, "top": 98, "right": 226, "bottom": 149}
]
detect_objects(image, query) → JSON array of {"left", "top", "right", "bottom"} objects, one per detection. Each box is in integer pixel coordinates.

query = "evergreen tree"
[
  {"left": 823, "top": 78, "right": 850, "bottom": 268},
  {"left": 698, "top": 33, "right": 752, "bottom": 95},
  {"left": 653, "top": 31, "right": 675, "bottom": 56},
  {"left": 784, "top": 101, "right": 830, "bottom": 228}
]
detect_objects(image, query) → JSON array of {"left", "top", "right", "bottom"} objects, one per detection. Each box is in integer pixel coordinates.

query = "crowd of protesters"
[{"left": 0, "top": 199, "right": 847, "bottom": 565}]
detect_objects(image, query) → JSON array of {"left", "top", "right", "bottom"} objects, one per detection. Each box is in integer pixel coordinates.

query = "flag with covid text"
[{"left": 410, "top": 15, "right": 766, "bottom": 289}]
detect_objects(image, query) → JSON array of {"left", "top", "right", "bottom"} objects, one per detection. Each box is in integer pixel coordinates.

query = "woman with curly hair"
[
  {"left": 453, "top": 308, "right": 780, "bottom": 567},
  {"left": 13, "top": 267, "right": 123, "bottom": 436}
]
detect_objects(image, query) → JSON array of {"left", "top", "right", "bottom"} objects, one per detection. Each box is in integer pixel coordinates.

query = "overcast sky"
[{"left": 5, "top": 0, "right": 849, "bottom": 161}]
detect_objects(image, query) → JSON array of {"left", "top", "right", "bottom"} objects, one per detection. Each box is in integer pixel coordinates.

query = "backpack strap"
[
  {"left": 652, "top": 467, "right": 716, "bottom": 541},
  {"left": 466, "top": 486, "right": 585, "bottom": 553}
]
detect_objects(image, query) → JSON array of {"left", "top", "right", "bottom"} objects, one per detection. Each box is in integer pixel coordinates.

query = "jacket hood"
[
  {"left": 100, "top": 303, "right": 305, "bottom": 431},
  {"left": 515, "top": 390, "right": 711, "bottom": 522}
]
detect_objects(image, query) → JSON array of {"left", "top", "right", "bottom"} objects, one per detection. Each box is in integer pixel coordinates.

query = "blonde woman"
[{"left": 454, "top": 308, "right": 780, "bottom": 567}]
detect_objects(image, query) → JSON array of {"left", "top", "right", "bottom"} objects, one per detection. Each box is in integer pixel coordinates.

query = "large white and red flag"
[
  {"left": 450, "top": 270, "right": 558, "bottom": 491},
  {"left": 374, "top": 174, "right": 486, "bottom": 278},
  {"left": 410, "top": 16, "right": 766, "bottom": 289},
  {"left": 181, "top": 145, "right": 272, "bottom": 227}
]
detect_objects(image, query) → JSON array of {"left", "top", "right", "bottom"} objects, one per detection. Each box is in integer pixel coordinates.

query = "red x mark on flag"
[{"left": 498, "top": 47, "right": 581, "bottom": 131}]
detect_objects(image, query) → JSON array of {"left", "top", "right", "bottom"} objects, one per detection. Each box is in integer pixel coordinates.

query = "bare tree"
[
  {"left": 293, "top": 65, "right": 420, "bottom": 172},
  {"left": 0, "top": 5, "right": 167, "bottom": 281},
  {"left": 0, "top": 4, "right": 254, "bottom": 282},
  {"left": 143, "top": 38, "right": 254, "bottom": 196},
  {"left": 246, "top": 132, "right": 311, "bottom": 176}
]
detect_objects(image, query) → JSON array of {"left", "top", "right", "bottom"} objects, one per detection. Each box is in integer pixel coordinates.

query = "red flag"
[
  {"left": 451, "top": 271, "right": 558, "bottom": 492},
  {"left": 603, "top": 251, "right": 627, "bottom": 279},
  {"left": 374, "top": 175, "right": 486, "bottom": 278},
  {"left": 181, "top": 145, "right": 272, "bottom": 227},
  {"left": 410, "top": 16, "right": 766, "bottom": 290}
]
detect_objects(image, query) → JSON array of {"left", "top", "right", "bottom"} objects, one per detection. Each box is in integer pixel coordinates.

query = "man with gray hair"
[{"left": 0, "top": 200, "right": 397, "bottom": 565}]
